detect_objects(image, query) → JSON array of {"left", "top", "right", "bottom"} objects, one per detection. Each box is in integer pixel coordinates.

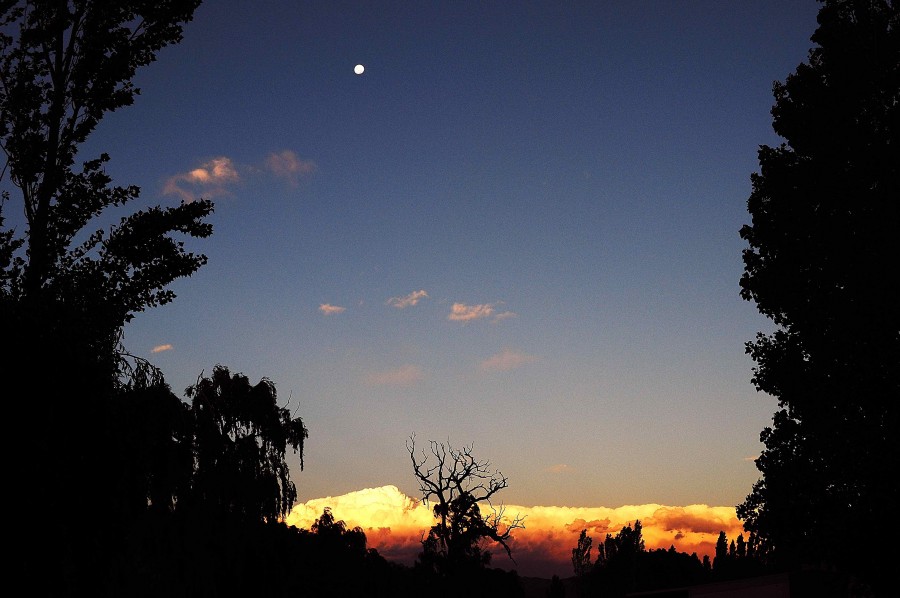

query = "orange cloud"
[
  {"left": 265, "top": 150, "right": 316, "bottom": 185},
  {"left": 163, "top": 156, "right": 239, "bottom": 202},
  {"left": 366, "top": 365, "right": 425, "bottom": 387},
  {"left": 286, "top": 486, "right": 745, "bottom": 579},
  {"left": 151, "top": 344, "right": 173, "bottom": 353},
  {"left": 319, "top": 303, "right": 346, "bottom": 316},
  {"left": 481, "top": 349, "right": 537, "bottom": 372},
  {"left": 387, "top": 290, "right": 428, "bottom": 309},
  {"left": 564, "top": 518, "right": 611, "bottom": 534}
]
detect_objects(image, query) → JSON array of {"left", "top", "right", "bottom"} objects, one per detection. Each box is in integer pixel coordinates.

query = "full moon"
[{"left": 354, "top": 64, "right": 365, "bottom": 75}]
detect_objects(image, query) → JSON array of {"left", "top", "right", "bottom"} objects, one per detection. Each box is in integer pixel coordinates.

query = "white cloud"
[
  {"left": 163, "top": 156, "right": 240, "bottom": 203},
  {"left": 481, "top": 349, "right": 537, "bottom": 372},
  {"left": 447, "top": 302, "right": 496, "bottom": 322},
  {"left": 319, "top": 303, "right": 346, "bottom": 316},
  {"left": 387, "top": 290, "right": 428, "bottom": 309},
  {"left": 366, "top": 365, "right": 424, "bottom": 387}
]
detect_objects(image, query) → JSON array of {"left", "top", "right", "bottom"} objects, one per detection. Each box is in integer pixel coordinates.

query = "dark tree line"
[{"left": 569, "top": 524, "right": 784, "bottom": 598}]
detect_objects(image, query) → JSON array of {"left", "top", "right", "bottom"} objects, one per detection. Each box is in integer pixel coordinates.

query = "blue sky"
[{"left": 38, "top": 0, "right": 823, "bottom": 508}]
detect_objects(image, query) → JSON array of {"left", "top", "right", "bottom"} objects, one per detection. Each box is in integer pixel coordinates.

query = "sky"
[{"left": 5, "top": 0, "right": 825, "bottom": 574}]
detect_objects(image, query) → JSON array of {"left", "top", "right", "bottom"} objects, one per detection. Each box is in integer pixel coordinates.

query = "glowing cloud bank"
[{"left": 286, "top": 485, "right": 744, "bottom": 579}]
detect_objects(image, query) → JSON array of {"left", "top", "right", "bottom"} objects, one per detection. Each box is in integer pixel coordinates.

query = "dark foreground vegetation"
[{"left": 1, "top": 0, "right": 895, "bottom": 596}]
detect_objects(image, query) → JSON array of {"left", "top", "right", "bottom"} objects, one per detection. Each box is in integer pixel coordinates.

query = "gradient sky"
[{"left": 8, "top": 1, "right": 825, "bottom": 510}]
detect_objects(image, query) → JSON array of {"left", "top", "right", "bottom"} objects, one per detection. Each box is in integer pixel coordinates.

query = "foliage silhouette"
[
  {"left": 183, "top": 365, "right": 308, "bottom": 524},
  {"left": 1, "top": 0, "right": 211, "bottom": 371},
  {"left": 0, "top": 3, "right": 212, "bottom": 592},
  {"left": 737, "top": 0, "right": 898, "bottom": 593},
  {"left": 575, "top": 523, "right": 744, "bottom": 597}
]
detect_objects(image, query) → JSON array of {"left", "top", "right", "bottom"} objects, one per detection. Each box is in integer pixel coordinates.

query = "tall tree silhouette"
[
  {"left": 1, "top": 0, "right": 209, "bottom": 364},
  {"left": 0, "top": 2, "right": 207, "bottom": 594},
  {"left": 407, "top": 435, "right": 525, "bottom": 577},
  {"left": 184, "top": 365, "right": 308, "bottom": 523},
  {"left": 737, "top": 0, "right": 898, "bottom": 593}
]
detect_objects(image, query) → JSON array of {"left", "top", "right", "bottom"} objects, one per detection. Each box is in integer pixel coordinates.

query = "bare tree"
[{"left": 407, "top": 434, "right": 525, "bottom": 574}]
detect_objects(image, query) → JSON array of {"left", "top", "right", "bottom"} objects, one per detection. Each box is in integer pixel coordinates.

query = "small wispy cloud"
[
  {"left": 366, "top": 364, "right": 425, "bottom": 387},
  {"left": 151, "top": 344, "right": 173, "bottom": 354},
  {"left": 164, "top": 150, "right": 315, "bottom": 201},
  {"left": 163, "top": 156, "right": 240, "bottom": 203},
  {"left": 319, "top": 303, "right": 346, "bottom": 316},
  {"left": 448, "top": 302, "right": 497, "bottom": 322},
  {"left": 265, "top": 150, "right": 316, "bottom": 186},
  {"left": 387, "top": 290, "right": 428, "bottom": 309},
  {"left": 493, "top": 311, "right": 518, "bottom": 322},
  {"left": 743, "top": 455, "right": 758, "bottom": 463},
  {"left": 481, "top": 349, "right": 537, "bottom": 372}
]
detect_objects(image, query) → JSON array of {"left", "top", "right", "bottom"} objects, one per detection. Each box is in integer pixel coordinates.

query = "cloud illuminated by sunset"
[
  {"left": 287, "top": 485, "right": 745, "bottom": 579},
  {"left": 319, "top": 303, "right": 346, "bottom": 316},
  {"left": 163, "top": 156, "right": 240, "bottom": 203},
  {"left": 448, "top": 302, "right": 497, "bottom": 322},
  {"left": 387, "top": 290, "right": 428, "bottom": 309},
  {"left": 151, "top": 344, "right": 173, "bottom": 353},
  {"left": 265, "top": 149, "right": 316, "bottom": 185},
  {"left": 481, "top": 349, "right": 537, "bottom": 371},
  {"left": 365, "top": 365, "right": 425, "bottom": 387}
]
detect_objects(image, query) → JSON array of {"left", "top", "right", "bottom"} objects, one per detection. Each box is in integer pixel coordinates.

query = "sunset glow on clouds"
[
  {"left": 387, "top": 290, "right": 428, "bottom": 309},
  {"left": 319, "top": 303, "right": 346, "bottom": 315},
  {"left": 366, "top": 365, "right": 425, "bottom": 387},
  {"left": 286, "top": 486, "right": 745, "bottom": 579},
  {"left": 265, "top": 150, "right": 316, "bottom": 186},
  {"left": 151, "top": 344, "right": 173, "bottom": 353},
  {"left": 164, "top": 150, "right": 315, "bottom": 202},
  {"left": 448, "top": 302, "right": 500, "bottom": 322},
  {"left": 163, "top": 156, "right": 240, "bottom": 203}
]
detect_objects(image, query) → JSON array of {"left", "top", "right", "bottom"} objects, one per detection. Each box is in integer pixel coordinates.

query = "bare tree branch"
[{"left": 406, "top": 434, "right": 525, "bottom": 573}]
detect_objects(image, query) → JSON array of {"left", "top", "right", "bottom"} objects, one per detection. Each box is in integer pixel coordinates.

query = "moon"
[{"left": 354, "top": 64, "right": 365, "bottom": 75}]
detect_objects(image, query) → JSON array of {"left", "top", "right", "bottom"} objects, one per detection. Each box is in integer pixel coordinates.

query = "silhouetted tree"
[
  {"left": 572, "top": 529, "right": 593, "bottom": 577},
  {"left": 1, "top": 2, "right": 207, "bottom": 594},
  {"left": 736, "top": 1, "right": 898, "bottom": 593},
  {"left": 589, "top": 521, "right": 645, "bottom": 597},
  {"left": 713, "top": 531, "right": 728, "bottom": 571},
  {"left": 0, "top": 0, "right": 210, "bottom": 377},
  {"left": 407, "top": 434, "right": 525, "bottom": 579},
  {"left": 184, "top": 365, "right": 308, "bottom": 524}
]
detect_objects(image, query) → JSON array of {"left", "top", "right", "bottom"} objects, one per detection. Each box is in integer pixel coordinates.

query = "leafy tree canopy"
[
  {"left": 1, "top": 0, "right": 211, "bottom": 381},
  {"left": 737, "top": 0, "right": 898, "bottom": 592},
  {"left": 185, "top": 365, "right": 308, "bottom": 524}
]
